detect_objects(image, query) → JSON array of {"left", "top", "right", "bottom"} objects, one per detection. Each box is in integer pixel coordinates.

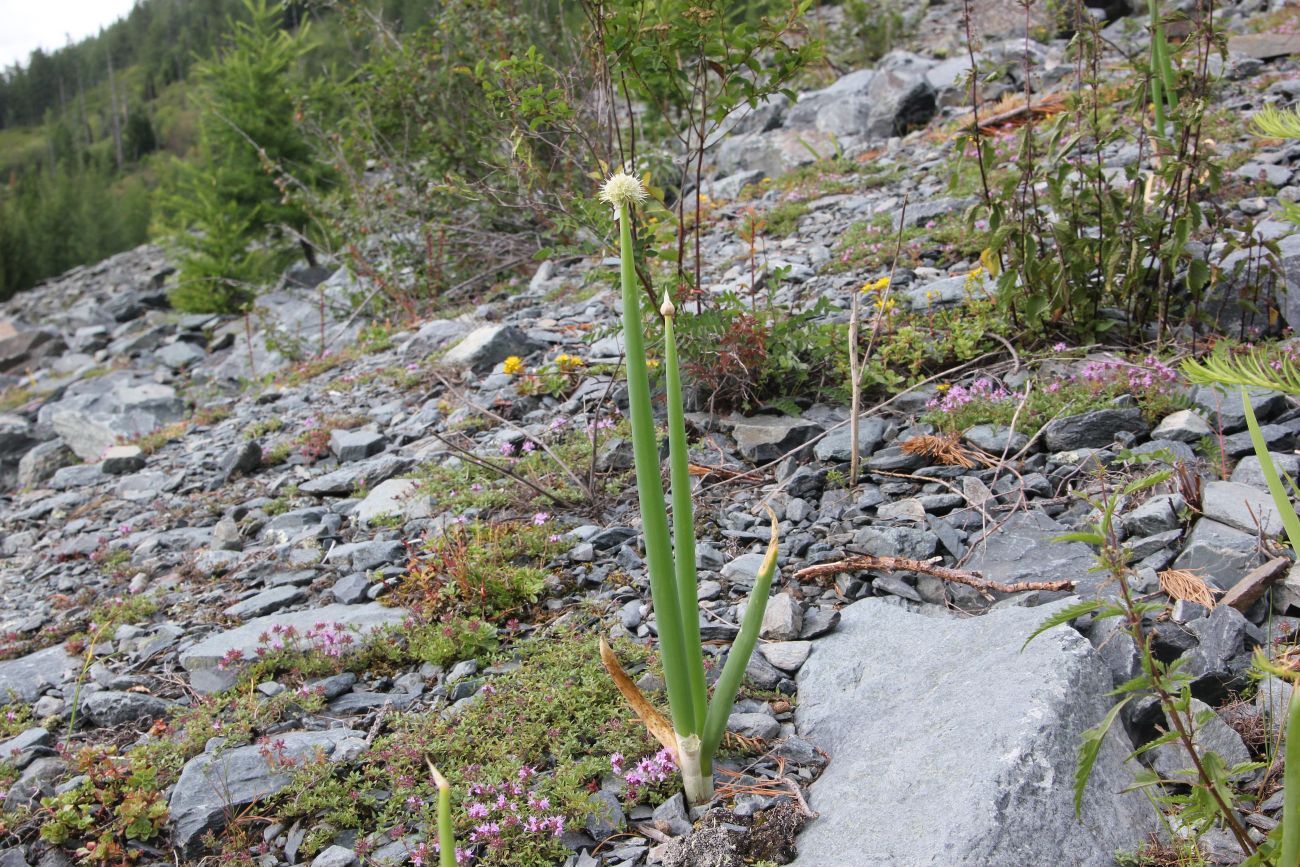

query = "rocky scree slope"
[{"left": 0, "top": 4, "right": 1297, "bottom": 865}]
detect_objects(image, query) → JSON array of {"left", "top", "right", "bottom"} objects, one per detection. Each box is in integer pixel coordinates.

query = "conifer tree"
[{"left": 158, "top": 0, "right": 322, "bottom": 313}]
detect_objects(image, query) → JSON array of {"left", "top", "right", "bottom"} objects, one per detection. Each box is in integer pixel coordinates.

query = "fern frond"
[
  {"left": 1181, "top": 345, "right": 1300, "bottom": 396},
  {"left": 1252, "top": 105, "right": 1300, "bottom": 140}
]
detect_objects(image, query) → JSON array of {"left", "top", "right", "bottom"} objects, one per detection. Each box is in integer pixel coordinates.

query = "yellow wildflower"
[
  {"left": 555, "top": 354, "right": 585, "bottom": 373},
  {"left": 503, "top": 356, "right": 524, "bottom": 375},
  {"left": 861, "top": 275, "right": 891, "bottom": 294}
]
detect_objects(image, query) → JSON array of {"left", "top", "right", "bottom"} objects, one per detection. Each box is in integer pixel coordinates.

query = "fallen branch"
[{"left": 792, "top": 555, "right": 1075, "bottom": 595}]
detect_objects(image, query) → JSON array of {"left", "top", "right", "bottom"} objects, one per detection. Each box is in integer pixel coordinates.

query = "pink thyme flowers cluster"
[
  {"left": 610, "top": 749, "right": 677, "bottom": 800},
  {"left": 409, "top": 841, "right": 473, "bottom": 866},
  {"left": 1075, "top": 355, "right": 1178, "bottom": 392},
  {"left": 460, "top": 767, "right": 566, "bottom": 852},
  {"left": 216, "top": 621, "right": 357, "bottom": 670},
  {"left": 925, "top": 377, "right": 1011, "bottom": 414}
]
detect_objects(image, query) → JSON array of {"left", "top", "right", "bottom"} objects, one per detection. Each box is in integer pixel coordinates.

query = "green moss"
[
  {"left": 268, "top": 629, "right": 665, "bottom": 866},
  {"left": 764, "top": 199, "right": 810, "bottom": 237}
]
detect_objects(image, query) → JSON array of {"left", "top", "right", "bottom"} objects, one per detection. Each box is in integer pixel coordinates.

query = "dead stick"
[{"left": 792, "top": 555, "right": 1074, "bottom": 594}]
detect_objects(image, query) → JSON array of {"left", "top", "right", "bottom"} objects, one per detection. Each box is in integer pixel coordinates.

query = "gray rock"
[
  {"left": 299, "top": 455, "right": 412, "bottom": 496},
  {"left": 652, "top": 792, "right": 693, "bottom": 837},
  {"left": 1189, "top": 384, "right": 1285, "bottom": 434},
  {"left": 331, "top": 573, "right": 373, "bottom": 605},
  {"left": 47, "top": 460, "right": 104, "bottom": 488},
  {"left": 744, "top": 651, "right": 785, "bottom": 690},
  {"left": 1120, "top": 493, "right": 1185, "bottom": 537},
  {"left": 0, "top": 727, "right": 51, "bottom": 768},
  {"left": 0, "top": 645, "right": 75, "bottom": 704},
  {"left": 1172, "top": 519, "right": 1262, "bottom": 590},
  {"left": 17, "top": 440, "right": 75, "bottom": 488},
  {"left": 178, "top": 603, "right": 408, "bottom": 692},
  {"left": 43, "top": 375, "right": 186, "bottom": 461},
  {"left": 1149, "top": 699, "right": 1251, "bottom": 783},
  {"left": 865, "top": 446, "right": 925, "bottom": 472},
  {"left": 0, "top": 328, "right": 65, "bottom": 373},
  {"left": 793, "top": 599, "right": 1154, "bottom": 866},
  {"left": 760, "top": 593, "right": 803, "bottom": 641},
  {"left": 326, "top": 539, "right": 407, "bottom": 572},
  {"left": 169, "top": 728, "right": 364, "bottom": 853},
  {"left": 962, "top": 510, "right": 1101, "bottom": 598},
  {"left": 586, "top": 789, "right": 624, "bottom": 838},
  {"left": 1151, "top": 409, "right": 1213, "bottom": 443},
  {"left": 729, "top": 414, "right": 822, "bottom": 463},
  {"left": 310, "top": 846, "right": 359, "bottom": 867},
  {"left": 157, "top": 341, "right": 205, "bottom": 370},
  {"left": 813, "top": 419, "right": 885, "bottom": 462},
  {"left": 901, "top": 272, "right": 994, "bottom": 311},
  {"left": 1276, "top": 233, "right": 1300, "bottom": 332},
  {"left": 758, "top": 641, "right": 810, "bottom": 672},
  {"left": 220, "top": 440, "right": 262, "bottom": 481},
  {"left": 800, "top": 608, "right": 840, "bottom": 640},
  {"left": 1042, "top": 408, "right": 1148, "bottom": 451},
  {"left": 1222, "top": 423, "right": 1295, "bottom": 458},
  {"left": 1254, "top": 676, "right": 1293, "bottom": 733},
  {"left": 81, "top": 690, "right": 174, "bottom": 727},
  {"left": 330, "top": 429, "right": 387, "bottom": 463},
  {"left": 1201, "top": 480, "right": 1294, "bottom": 538},
  {"left": 100, "top": 445, "right": 145, "bottom": 475},
  {"left": 1231, "top": 452, "right": 1300, "bottom": 493},
  {"left": 353, "top": 478, "right": 434, "bottom": 525},
  {"left": 442, "top": 324, "right": 544, "bottom": 373},
  {"left": 401, "top": 319, "right": 473, "bottom": 356},
  {"left": 727, "top": 711, "right": 780, "bottom": 741},
  {"left": 3, "top": 756, "right": 64, "bottom": 812},
  {"left": 721, "top": 552, "right": 770, "bottom": 589},
  {"left": 862, "top": 61, "right": 937, "bottom": 137},
  {"left": 222, "top": 586, "right": 308, "bottom": 620},
  {"left": 851, "top": 526, "right": 938, "bottom": 560},
  {"left": 115, "top": 470, "right": 172, "bottom": 502},
  {"left": 962, "top": 424, "right": 1030, "bottom": 456},
  {"left": 1181, "top": 604, "right": 1256, "bottom": 702}
]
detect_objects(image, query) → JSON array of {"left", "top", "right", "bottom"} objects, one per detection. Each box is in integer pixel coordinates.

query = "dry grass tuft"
[
  {"left": 900, "top": 433, "right": 983, "bottom": 469},
  {"left": 1158, "top": 568, "right": 1217, "bottom": 609}
]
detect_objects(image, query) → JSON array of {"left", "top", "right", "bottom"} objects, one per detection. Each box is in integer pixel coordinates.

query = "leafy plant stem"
[{"left": 616, "top": 199, "right": 700, "bottom": 758}]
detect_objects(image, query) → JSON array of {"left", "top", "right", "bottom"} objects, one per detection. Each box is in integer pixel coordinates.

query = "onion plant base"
[{"left": 598, "top": 509, "right": 781, "bottom": 808}]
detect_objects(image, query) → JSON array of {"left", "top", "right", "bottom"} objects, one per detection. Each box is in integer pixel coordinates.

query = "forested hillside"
[{"left": 0, "top": 0, "right": 433, "bottom": 299}]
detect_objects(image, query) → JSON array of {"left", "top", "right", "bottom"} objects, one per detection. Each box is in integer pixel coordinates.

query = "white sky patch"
[{"left": 0, "top": 0, "right": 140, "bottom": 71}]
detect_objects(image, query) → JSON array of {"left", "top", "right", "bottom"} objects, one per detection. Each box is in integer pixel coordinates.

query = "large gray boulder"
[
  {"left": 39, "top": 373, "right": 186, "bottom": 461},
  {"left": 169, "top": 728, "right": 365, "bottom": 853},
  {"left": 793, "top": 599, "right": 1155, "bottom": 866},
  {"left": 0, "top": 645, "right": 76, "bottom": 704},
  {"left": 442, "top": 324, "right": 545, "bottom": 373}
]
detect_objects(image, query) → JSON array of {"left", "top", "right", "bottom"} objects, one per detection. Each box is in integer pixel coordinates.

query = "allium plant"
[{"left": 598, "top": 171, "right": 779, "bottom": 806}]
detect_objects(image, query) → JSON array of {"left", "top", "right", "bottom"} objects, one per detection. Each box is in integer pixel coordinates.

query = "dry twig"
[{"left": 793, "top": 555, "right": 1074, "bottom": 595}]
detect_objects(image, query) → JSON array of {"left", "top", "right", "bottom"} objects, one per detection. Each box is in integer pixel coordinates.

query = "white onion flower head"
[{"left": 599, "top": 171, "right": 648, "bottom": 221}]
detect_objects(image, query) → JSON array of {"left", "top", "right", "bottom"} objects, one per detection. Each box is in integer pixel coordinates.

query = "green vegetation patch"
[{"left": 268, "top": 629, "right": 666, "bottom": 865}]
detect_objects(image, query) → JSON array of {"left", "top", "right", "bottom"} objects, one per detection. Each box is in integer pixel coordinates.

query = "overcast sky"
[{"left": 0, "top": 0, "right": 139, "bottom": 71}]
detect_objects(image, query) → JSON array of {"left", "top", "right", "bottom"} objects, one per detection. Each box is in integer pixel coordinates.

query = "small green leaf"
[
  {"left": 1077, "top": 697, "right": 1131, "bottom": 818},
  {"left": 1120, "top": 469, "right": 1172, "bottom": 496},
  {"left": 1022, "top": 599, "right": 1104, "bottom": 651},
  {"left": 1053, "top": 531, "right": 1105, "bottom": 546}
]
